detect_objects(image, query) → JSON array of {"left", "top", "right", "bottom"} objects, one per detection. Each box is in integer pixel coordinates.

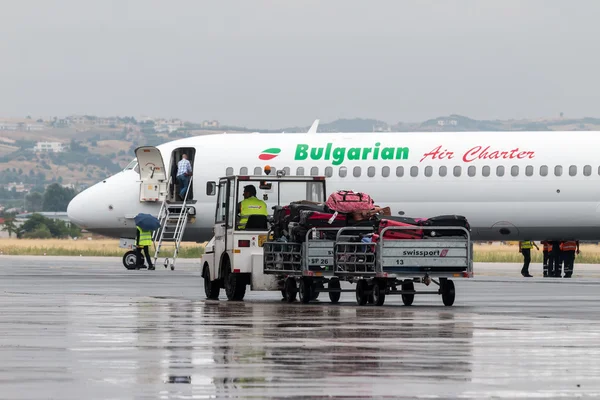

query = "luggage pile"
[{"left": 271, "top": 190, "right": 470, "bottom": 243}]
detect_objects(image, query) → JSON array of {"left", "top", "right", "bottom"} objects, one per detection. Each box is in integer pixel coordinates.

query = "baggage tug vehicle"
[{"left": 201, "top": 169, "right": 473, "bottom": 306}]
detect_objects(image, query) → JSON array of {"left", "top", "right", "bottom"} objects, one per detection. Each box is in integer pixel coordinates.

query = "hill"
[{"left": 2, "top": 114, "right": 600, "bottom": 194}]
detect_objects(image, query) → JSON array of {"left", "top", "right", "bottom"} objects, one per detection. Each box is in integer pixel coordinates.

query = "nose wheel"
[{"left": 123, "top": 250, "right": 140, "bottom": 270}]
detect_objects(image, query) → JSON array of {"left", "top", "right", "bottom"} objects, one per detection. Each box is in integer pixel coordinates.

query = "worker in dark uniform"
[
  {"left": 550, "top": 240, "right": 562, "bottom": 277},
  {"left": 518, "top": 240, "right": 538, "bottom": 277},
  {"left": 561, "top": 240, "right": 579, "bottom": 278},
  {"left": 541, "top": 241, "right": 550, "bottom": 277}
]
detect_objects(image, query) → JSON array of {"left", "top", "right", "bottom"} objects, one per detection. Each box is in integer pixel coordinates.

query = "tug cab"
[{"left": 200, "top": 168, "right": 327, "bottom": 301}]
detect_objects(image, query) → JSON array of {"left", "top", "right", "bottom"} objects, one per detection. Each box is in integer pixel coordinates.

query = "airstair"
[{"left": 152, "top": 176, "right": 193, "bottom": 270}]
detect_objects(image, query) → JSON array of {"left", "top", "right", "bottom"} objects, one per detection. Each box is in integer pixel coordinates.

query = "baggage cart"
[
  {"left": 334, "top": 225, "right": 473, "bottom": 306},
  {"left": 264, "top": 227, "right": 353, "bottom": 304}
]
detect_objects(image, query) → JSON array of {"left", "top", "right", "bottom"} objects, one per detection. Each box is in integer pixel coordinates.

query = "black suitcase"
[
  {"left": 420, "top": 215, "right": 470, "bottom": 237},
  {"left": 290, "top": 224, "right": 309, "bottom": 243},
  {"left": 289, "top": 202, "right": 327, "bottom": 223},
  {"left": 272, "top": 205, "right": 290, "bottom": 239}
]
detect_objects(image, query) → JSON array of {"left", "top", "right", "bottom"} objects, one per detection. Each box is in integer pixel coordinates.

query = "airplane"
[{"left": 67, "top": 120, "right": 600, "bottom": 252}]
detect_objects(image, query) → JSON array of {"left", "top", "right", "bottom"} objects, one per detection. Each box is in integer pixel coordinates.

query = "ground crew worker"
[
  {"left": 518, "top": 240, "right": 538, "bottom": 277},
  {"left": 541, "top": 241, "right": 551, "bottom": 277},
  {"left": 237, "top": 184, "right": 268, "bottom": 229},
  {"left": 550, "top": 240, "right": 562, "bottom": 277},
  {"left": 136, "top": 226, "right": 154, "bottom": 270},
  {"left": 560, "top": 240, "right": 579, "bottom": 278}
]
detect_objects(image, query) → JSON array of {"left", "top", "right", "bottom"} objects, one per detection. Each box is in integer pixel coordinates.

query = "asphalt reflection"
[{"left": 1, "top": 256, "right": 600, "bottom": 399}]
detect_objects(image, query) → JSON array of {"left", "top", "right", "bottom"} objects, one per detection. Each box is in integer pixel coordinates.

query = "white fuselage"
[{"left": 67, "top": 131, "right": 600, "bottom": 241}]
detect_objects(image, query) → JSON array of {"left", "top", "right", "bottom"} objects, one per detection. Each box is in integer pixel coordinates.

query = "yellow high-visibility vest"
[
  {"left": 238, "top": 196, "right": 268, "bottom": 229},
  {"left": 521, "top": 241, "right": 533, "bottom": 249},
  {"left": 137, "top": 226, "right": 152, "bottom": 246}
]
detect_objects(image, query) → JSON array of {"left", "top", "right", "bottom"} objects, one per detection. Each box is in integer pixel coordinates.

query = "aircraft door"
[{"left": 135, "top": 146, "right": 168, "bottom": 202}]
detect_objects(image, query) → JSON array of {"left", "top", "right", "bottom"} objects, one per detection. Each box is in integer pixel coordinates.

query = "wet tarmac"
[{"left": 2, "top": 255, "right": 600, "bottom": 399}]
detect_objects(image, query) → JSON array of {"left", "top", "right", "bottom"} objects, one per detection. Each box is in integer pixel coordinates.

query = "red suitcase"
[
  {"left": 378, "top": 219, "right": 423, "bottom": 239},
  {"left": 299, "top": 210, "right": 347, "bottom": 228}
]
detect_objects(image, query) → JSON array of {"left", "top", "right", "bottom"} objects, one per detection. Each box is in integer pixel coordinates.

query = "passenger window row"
[{"left": 226, "top": 165, "right": 596, "bottom": 178}]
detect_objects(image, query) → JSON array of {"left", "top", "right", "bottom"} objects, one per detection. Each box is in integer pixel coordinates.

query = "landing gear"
[{"left": 123, "top": 250, "right": 139, "bottom": 270}]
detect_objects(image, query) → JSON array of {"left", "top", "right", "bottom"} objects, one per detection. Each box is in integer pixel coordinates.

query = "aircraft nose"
[{"left": 67, "top": 191, "right": 88, "bottom": 228}]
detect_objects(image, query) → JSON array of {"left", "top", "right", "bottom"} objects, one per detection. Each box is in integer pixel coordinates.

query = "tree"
[
  {"left": 25, "top": 191, "right": 43, "bottom": 212},
  {"left": 70, "top": 139, "right": 88, "bottom": 153},
  {"left": 20, "top": 213, "right": 46, "bottom": 234},
  {"left": 19, "top": 214, "right": 72, "bottom": 238},
  {"left": 42, "top": 183, "right": 77, "bottom": 212},
  {"left": 1, "top": 216, "right": 18, "bottom": 238},
  {"left": 23, "top": 224, "right": 52, "bottom": 239}
]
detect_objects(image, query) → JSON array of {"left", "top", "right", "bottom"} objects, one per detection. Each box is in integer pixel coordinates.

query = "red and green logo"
[{"left": 258, "top": 147, "right": 281, "bottom": 160}]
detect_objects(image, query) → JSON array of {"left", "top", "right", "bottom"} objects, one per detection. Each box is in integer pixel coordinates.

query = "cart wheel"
[
  {"left": 372, "top": 281, "right": 386, "bottom": 306},
  {"left": 367, "top": 292, "right": 375, "bottom": 304},
  {"left": 170, "top": 264, "right": 175, "bottom": 271},
  {"left": 284, "top": 277, "right": 297, "bottom": 303},
  {"left": 311, "top": 281, "right": 323, "bottom": 300},
  {"left": 164, "top": 258, "right": 170, "bottom": 269},
  {"left": 401, "top": 280, "right": 415, "bottom": 306},
  {"left": 328, "top": 278, "right": 341, "bottom": 304},
  {"left": 298, "top": 278, "right": 312, "bottom": 304},
  {"left": 440, "top": 279, "right": 455, "bottom": 306},
  {"left": 355, "top": 279, "right": 368, "bottom": 306},
  {"left": 123, "top": 251, "right": 138, "bottom": 270}
]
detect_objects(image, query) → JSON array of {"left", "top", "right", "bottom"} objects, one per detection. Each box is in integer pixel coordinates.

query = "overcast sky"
[{"left": 0, "top": 0, "right": 598, "bottom": 129}]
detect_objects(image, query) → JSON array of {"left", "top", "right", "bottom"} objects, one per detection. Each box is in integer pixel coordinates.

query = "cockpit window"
[{"left": 124, "top": 159, "right": 138, "bottom": 171}]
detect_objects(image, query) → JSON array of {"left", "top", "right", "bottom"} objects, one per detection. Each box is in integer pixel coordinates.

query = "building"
[
  {"left": 0, "top": 217, "right": 7, "bottom": 238},
  {"left": 6, "top": 182, "right": 27, "bottom": 193},
  {"left": 33, "top": 142, "right": 66, "bottom": 153},
  {"left": 68, "top": 115, "right": 91, "bottom": 125},
  {"left": 0, "top": 119, "right": 46, "bottom": 131},
  {"left": 96, "top": 118, "right": 119, "bottom": 127},
  {"left": 437, "top": 119, "right": 458, "bottom": 127},
  {"left": 25, "top": 123, "right": 45, "bottom": 131},
  {"left": 0, "top": 122, "right": 19, "bottom": 131},
  {"left": 15, "top": 212, "right": 71, "bottom": 227},
  {"left": 155, "top": 119, "right": 184, "bottom": 133},
  {"left": 202, "top": 120, "right": 220, "bottom": 128}
]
